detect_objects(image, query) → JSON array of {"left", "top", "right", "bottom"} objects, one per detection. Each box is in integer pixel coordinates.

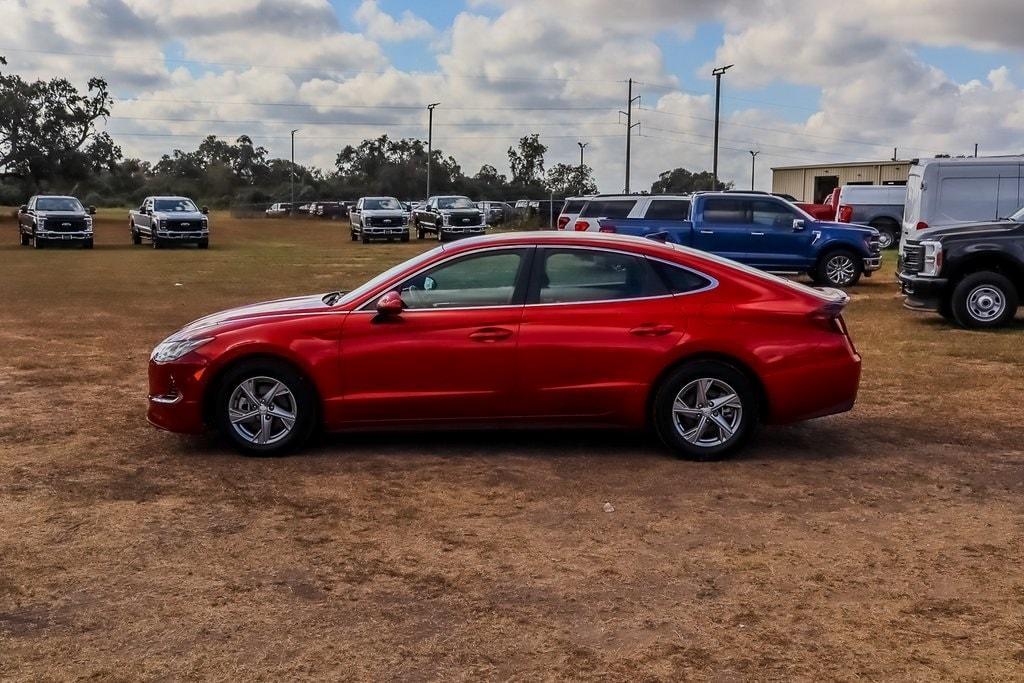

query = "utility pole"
[
  {"left": 426, "top": 103, "right": 440, "bottom": 200},
  {"left": 290, "top": 129, "right": 299, "bottom": 215},
  {"left": 974, "top": 143, "right": 979, "bottom": 158},
  {"left": 749, "top": 150, "right": 760, "bottom": 190},
  {"left": 711, "top": 64, "right": 733, "bottom": 190},
  {"left": 892, "top": 147, "right": 897, "bottom": 162},
  {"left": 577, "top": 141, "right": 589, "bottom": 194},
  {"left": 619, "top": 79, "right": 640, "bottom": 193}
]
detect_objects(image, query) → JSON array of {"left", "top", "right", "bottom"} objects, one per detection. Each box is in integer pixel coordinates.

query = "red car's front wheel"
[{"left": 215, "top": 360, "right": 316, "bottom": 456}]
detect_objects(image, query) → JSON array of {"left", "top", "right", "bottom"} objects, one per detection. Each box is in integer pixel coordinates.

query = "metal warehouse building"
[{"left": 772, "top": 160, "right": 911, "bottom": 203}]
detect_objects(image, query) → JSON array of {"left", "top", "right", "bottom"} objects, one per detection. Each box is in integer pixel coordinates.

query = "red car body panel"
[{"left": 147, "top": 232, "right": 861, "bottom": 436}]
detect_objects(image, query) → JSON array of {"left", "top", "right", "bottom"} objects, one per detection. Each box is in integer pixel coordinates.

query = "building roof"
[{"left": 771, "top": 160, "right": 911, "bottom": 171}]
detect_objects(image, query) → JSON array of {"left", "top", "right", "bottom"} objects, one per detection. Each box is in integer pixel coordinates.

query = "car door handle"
[
  {"left": 699, "top": 230, "right": 714, "bottom": 235},
  {"left": 629, "top": 324, "right": 674, "bottom": 337},
  {"left": 750, "top": 231, "right": 766, "bottom": 236},
  {"left": 469, "top": 327, "right": 514, "bottom": 342}
]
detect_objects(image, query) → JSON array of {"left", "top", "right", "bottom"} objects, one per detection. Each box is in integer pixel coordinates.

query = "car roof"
[
  {"left": 34, "top": 195, "right": 78, "bottom": 199},
  {"left": 438, "top": 230, "right": 684, "bottom": 256}
]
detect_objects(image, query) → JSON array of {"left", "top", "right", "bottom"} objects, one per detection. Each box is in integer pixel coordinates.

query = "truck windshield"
[
  {"left": 36, "top": 197, "right": 83, "bottom": 212},
  {"left": 364, "top": 198, "right": 402, "bottom": 210},
  {"left": 155, "top": 199, "right": 199, "bottom": 212},
  {"left": 438, "top": 197, "right": 476, "bottom": 209}
]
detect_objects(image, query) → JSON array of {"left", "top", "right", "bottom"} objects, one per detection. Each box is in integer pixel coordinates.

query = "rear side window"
[
  {"left": 701, "top": 198, "right": 750, "bottom": 224},
  {"left": 580, "top": 200, "right": 637, "bottom": 219},
  {"left": 644, "top": 200, "right": 691, "bottom": 220},
  {"left": 534, "top": 249, "right": 666, "bottom": 304},
  {"left": 562, "top": 200, "right": 586, "bottom": 214},
  {"left": 652, "top": 261, "right": 713, "bottom": 294}
]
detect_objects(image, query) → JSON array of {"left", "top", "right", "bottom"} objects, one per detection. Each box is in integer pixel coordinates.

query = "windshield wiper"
[{"left": 322, "top": 291, "right": 348, "bottom": 306}]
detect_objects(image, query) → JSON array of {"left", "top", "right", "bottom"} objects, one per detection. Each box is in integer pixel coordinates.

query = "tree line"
[{"left": 1, "top": 58, "right": 726, "bottom": 207}]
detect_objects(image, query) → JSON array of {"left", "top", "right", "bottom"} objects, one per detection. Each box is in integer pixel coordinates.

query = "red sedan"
[{"left": 148, "top": 232, "right": 861, "bottom": 460}]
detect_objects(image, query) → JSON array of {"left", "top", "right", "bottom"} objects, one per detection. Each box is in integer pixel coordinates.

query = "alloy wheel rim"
[
  {"left": 672, "top": 378, "right": 743, "bottom": 448},
  {"left": 878, "top": 232, "right": 894, "bottom": 249},
  {"left": 966, "top": 285, "right": 1005, "bottom": 321},
  {"left": 228, "top": 376, "right": 297, "bottom": 446},
  {"left": 826, "top": 255, "right": 856, "bottom": 285}
]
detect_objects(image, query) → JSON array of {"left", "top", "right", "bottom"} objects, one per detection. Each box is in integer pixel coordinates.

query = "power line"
[
  {"left": 107, "top": 115, "right": 623, "bottom": 128},
  {"left": 116, "top": 97, "right": 616, "bottom": 112},
  {"left": 102, "top": 131, "right": 627, "bottom": 141}
]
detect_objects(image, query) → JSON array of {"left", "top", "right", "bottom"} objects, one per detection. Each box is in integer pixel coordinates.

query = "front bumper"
[
  {"left": 156, "top": 230, "right": 209, "bottom": 240},
  {"left": 36, "top": 230, "right": 92, "bottom": 240},
  {"left": 863, "top": 255, "right": 882, "bottom": 272},
  {"left": 147, "top": 357, "right": 209, "bottom": 434},
  {"left": 363, "top": 227, "right": 410, "bottom": 236},
  {"left": 897, "top": 272, "right": 948, "bottom": 311},
  {"left": 440, "top": 226, "right": 486, "bottom": 235}
]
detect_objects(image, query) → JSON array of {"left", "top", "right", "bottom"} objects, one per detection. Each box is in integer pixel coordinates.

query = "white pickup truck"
[{"left": 130, "top": 196, "right": 209, "bottom": 249}]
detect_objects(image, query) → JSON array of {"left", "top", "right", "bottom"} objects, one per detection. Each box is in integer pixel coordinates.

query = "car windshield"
[
  {"left": 154, "top": 199, "right": 199, "bottom": 212},
  {"left": 36, "top": 197, "right": 83, "bottom": 212},
  {"left": 330, "top": 246, "right": 444, "bottom": 307},
  {"left": 438, "top": 197, "right": 476, "bottom": 210},
  {"left": 364, "top": 198, "right": 402, "bottom": 210}
]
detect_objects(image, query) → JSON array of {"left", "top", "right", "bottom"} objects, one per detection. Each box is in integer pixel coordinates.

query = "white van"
[{"left": 901, "top": 156, "right": 1024, "bottom": 247}]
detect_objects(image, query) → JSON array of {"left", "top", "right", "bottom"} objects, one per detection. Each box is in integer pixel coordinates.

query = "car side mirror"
[
  {"left": 141, "top": 207, "right": 150, "bottom": 215},
  {"left": 18, "top": 205, "right": 28, "bottom": 213},
  {"left": 376, "top": 291, "right": 405, "bottom": 316},
  {"left": 201, "top": 206, "right": 209, "bottom": 215},
  {"left": 793, "top": 219, "right": 806, "bottom": 231},
  {"left": 88, "top": 205, "right": 96, "bottom": 215}
]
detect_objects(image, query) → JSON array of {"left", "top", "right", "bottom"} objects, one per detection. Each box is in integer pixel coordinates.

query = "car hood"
[
  {"left": 153, "top": 211, "right": 206, "bottom": 220},
  {"left": 915, "top": 220, "right": 1022, "bottom": 241},
  {"left": 36, "top": 211, "right": 88, "bottom": 218},
  {"left": 171, "top": 293, "right": 335, "bottom": 339},
  {"left": 817, "top": 220, "right": 877, "bottom": 236},
  {"left": 361, "top": 209, "right": 407, "bottom": 216}
]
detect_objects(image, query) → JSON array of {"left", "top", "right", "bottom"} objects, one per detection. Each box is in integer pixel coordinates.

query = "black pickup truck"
[
  {"left": 18, "top": 195, "right": 96, "bottom": 248},
  {"left": 412, "top": 196, "right": 486, "bottom": 241},
  {"left": 898, "top": 212, "right": 1024, "bottom": 328}
]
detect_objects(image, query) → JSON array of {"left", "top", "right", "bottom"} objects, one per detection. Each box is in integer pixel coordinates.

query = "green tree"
[
  {"left": 651, "top": 167, "right": 731, "bottom": 193},
  {"left": 546, "top": 162, "right": 597, "bottom": 196},
  {"left": 507, "top": 134, "right": 547, "bottom": 186}
]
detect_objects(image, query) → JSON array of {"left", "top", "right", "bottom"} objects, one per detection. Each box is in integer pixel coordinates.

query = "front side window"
[
  {"left": 390, "top": 249, "right": 527, "bottom": 309},
  {"left": 580, "top": 200, "right": 637, "bottom": 219},
  {"left": 36, "top": 197, "right": 84, "bottom": 212},
  {"left": 701, "top": 198, "right": 750, "bottom": 224},
  {"left": 154, "top": 199, "right": 199, "bottom": 212},
  {"left": 535, "top": 249, "right": 666, "bottom": 304},
  {"left": 644, "top": 200, "right": 691, "bottom": 220},
  {"left": 750, "top": 199, "right": 798, "bottom": 229}
]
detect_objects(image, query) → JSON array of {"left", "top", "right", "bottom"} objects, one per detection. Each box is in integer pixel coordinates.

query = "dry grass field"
[{"left": 1, "top": 209, "right": 1023, "bottom": 681}]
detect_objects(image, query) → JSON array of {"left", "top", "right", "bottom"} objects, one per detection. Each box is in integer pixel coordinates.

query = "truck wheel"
[
  {"left": 83, "top": 239, "right": 94, "bottom": 249},
  {"left": 401, "top": 233, "right": 410, "bottom": 243},
  {"left": 350, "top": 230, "right": 357, "bottom": 241},
  {"left": 436, "top": 229, "right": 444, "bottom": 242},
  {"left": 951, "top": 272, "right": 1018, "bottom": 329},
  {"left": 20, "top": 231, "right": 29, "bottom": 246},
  {"left": 652, "top": 360, "right": 758, "bottom": 461},
  {"left": 131, "top": 224, "right": 141, "bottom": 245},
  {"left": 198, "top": 239, "right": 209, "bottom": 249},
  {"left": 152, "top": 236, "right": 162, "bottom": 249},
  {"left": 361, "top": 233, "right": 370, "bottom": 244},
  {"left": 816, "top": 249, "right": 862, "bottom": 287},
  {"left": 32, "top": 233, "right": 44, "bottom": 249},
  {"left": 870, "top": 221, "right": 899, "bottom": 250}
]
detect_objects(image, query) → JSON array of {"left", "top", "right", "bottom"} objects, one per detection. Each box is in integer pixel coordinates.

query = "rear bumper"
[
  {"left": 764, "top": 348, "right": 862, "bottom": 424},
  {"left": 897, "top": 273, "right": 948, "bottom": 311}
]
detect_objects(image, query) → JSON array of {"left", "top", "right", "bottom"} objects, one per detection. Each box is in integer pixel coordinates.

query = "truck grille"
[
  {"left": 367, "top": 216, "right": 403, "bottom": 227},
  {"left": 49, "top": 218, "right": 88, "bottom": 232},
  {"left": 900, "top": 243, "right": 924, "bottom": 275},
  {"left": 164, "top": 219, "right": 203, "bottom": 232}
]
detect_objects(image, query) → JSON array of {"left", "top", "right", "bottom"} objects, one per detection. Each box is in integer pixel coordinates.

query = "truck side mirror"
[
  {"left": 201, "top": 206, "right": 209, "bottom": 215},
  {"left": 18, "top": 205, "right": 28, "bottom": 213},
  {"left": 88, "top": 205, "right": 97, "bottom": 215},
  {"left": 793, "top": 219, "right": 806, "bottom": 231}
]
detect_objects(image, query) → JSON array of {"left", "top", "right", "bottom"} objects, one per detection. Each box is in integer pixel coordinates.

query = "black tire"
[
  {"left": 83, "top": 239, "right": 94, "bottom": 249},
  {"left": 870, "top": 222, "right": 899, "bottom": 250},
  {"left": 400, "top": 233, "right": 410, "bottom": 243},
  {"left": 814, "top": 249, "right": 863, "bottom": 287},
  {"left": 950, "top": 271, "right": 1018, "bottom": 329},
  {"left": 131, "top": 224, "right": 141, "bottom": 245},
  {"left": 350, "top": 230, "right": 358, "bottom": 242},
  {"left": 361, "top": 233, "right": 370, "bottom": 244},
  {"left": 20, "top": 231, "right": 29, "bottom": 246},
  {"left": 436, "top": 229, "right": 444, "bottom": 242},
  {"left": 938, "top": 296, "right": 956, "bottom": 323},
  {"left": 652, "top": 361, "right": 758, "bottom": 461},
  {"left": 152, "top": 236, "right": 162, "bottom": 249},
  {"left": 214, "top": 359, "right": 317, "bottom": 456},
  {"left": 32, "top": 233, "right": 44, "bottom": 249},
  {"left": 198, "top": 239, "right": 209, "bottom": 249}
]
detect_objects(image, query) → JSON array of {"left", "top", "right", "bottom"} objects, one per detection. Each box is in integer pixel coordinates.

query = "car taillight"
[
  {"left": 599, "top": 223, "right": 616, "bottom": 233},
  {"left": 838, "top": 205, "right": 853, "bottom": 222},
  {"left": 557, "top": 216, "right": 570, "bottom": 230},
  {"left": 916, "top": 221, "right": 928, "bottom": 230},
  {"left": 574, "top": 220, "right": 589, "bottom": 231}
]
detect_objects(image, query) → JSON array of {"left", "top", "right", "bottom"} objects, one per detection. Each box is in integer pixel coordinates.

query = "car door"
[
  {"left": 337, "top": 247, "right": 533, "bottom": 424},
  {"left": 516, "top": 247, "right": 688, "bottom": 421},
  {"left": 693, "top": 197, "right": 753, "bottom": 261},
  {"left": 353, "top": 199, "right": 363, "bottom": 229},
  {"left": 140, "top": 199, "right": 154, "bottom": 233},
  {"left": 745, "top": 198, "right": 816, "bottom": 270}
]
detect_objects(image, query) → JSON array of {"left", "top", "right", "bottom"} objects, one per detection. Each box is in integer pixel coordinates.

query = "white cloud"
[{"left": 354, "top": 0, "right": 433, "bottom": 42}]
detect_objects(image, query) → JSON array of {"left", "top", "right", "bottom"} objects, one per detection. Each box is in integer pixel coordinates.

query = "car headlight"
[
  {"left": 442, "top": 213, "right": 451, "bottom": 226},
  {"left": 151, "top": 337, "right": 213, "bottom": 363},
  {"left": 920, "top": 240, "right": 943, "bottom": 276}
]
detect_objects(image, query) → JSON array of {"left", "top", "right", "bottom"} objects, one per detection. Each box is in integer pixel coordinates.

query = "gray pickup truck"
[
  {"left": 18, "top": 195, "right": 96, "bottom": 249},
  {"left": 834, "top": 185, "right": 906, "bottom": 249},
  {"left": 130, "top": 196, "right": 209, "bottom": 249}
]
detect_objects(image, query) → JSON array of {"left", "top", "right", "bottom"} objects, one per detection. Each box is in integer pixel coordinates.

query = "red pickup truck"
[{"left": 794, "top": 188, "right": 838, "bottom": 220}]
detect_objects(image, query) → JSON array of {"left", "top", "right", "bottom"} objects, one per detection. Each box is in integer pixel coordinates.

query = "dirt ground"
[{"left": 1, "top": 210, "right": 1023, "bottom": 681}]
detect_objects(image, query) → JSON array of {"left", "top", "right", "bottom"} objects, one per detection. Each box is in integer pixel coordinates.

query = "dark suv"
[
  {"left": 898, "top": 210, "right": 1024, "bottom": 328},
  {"left": 18, "top": 195, "right": 96, "bottom": 248}
]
